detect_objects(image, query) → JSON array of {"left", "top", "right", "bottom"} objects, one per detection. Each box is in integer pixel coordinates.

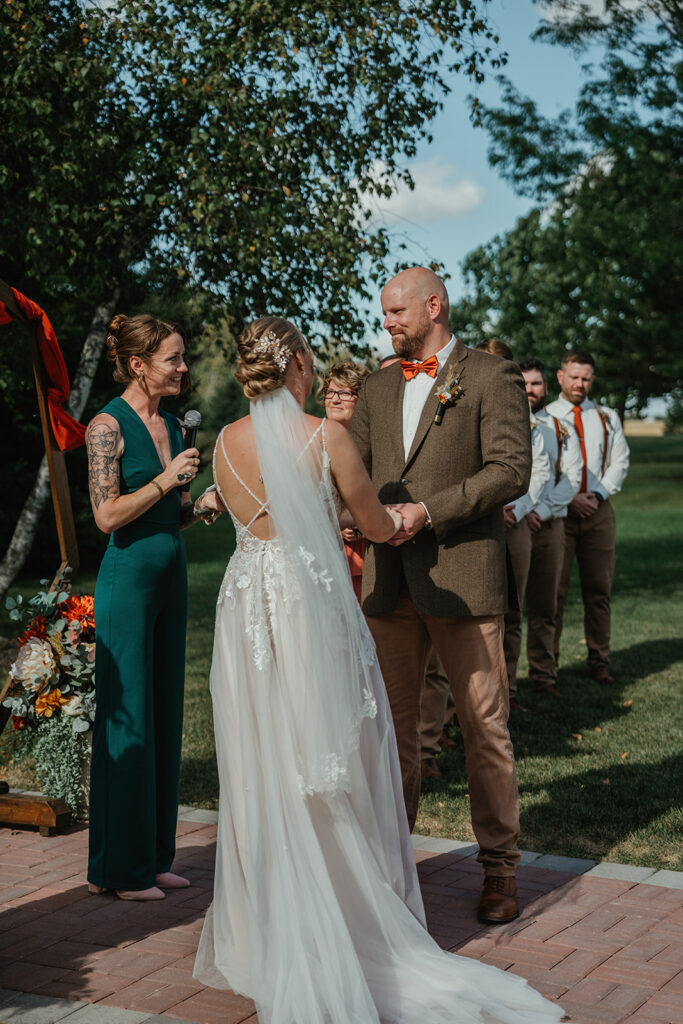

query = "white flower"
[
  {"left": 10, "top": 638, "right": 58, "bottom": 692},
  {"left": 62, "top": 694, "right": 84, "bottom": 717}
]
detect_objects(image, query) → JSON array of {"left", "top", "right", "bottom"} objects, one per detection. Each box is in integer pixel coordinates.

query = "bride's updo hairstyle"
[
  {"left": 235, "top": 315, "right": 310, "bottom": 400},
  {"left": 106, "top": 313, "right": 190, "bottom": 392}
]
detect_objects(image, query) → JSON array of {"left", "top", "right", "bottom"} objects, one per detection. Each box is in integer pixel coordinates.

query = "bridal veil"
[{"left": 194, "top": 387, "right": 564, "bottom": 1024}]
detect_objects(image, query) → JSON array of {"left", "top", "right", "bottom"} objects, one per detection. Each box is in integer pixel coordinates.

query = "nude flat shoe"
[
  {"left": 87, "top": 883, "right": 107, "bottom": 895},
  {"left": 116, "top": 886, "right": 166, "bottom": 901},
  {"left": 156, "top": 871, "right": 190, "bottom": 889}
]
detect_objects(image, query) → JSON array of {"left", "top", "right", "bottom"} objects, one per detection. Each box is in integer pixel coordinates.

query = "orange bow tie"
[{"left": 400, "top": 355, "right": 439, "bottom": 381}]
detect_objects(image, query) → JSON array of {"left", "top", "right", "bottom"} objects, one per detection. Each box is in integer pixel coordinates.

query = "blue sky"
[{"left": 369, "top": 0, "right": 603, "bottom": 353}]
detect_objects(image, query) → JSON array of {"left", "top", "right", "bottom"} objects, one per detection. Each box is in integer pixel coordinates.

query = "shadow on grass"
[
  {"left": 609, "top": 637, "right": 683, "bottom": 680},
  {"left": 179, "top": 754, "right": 219, "bottom": 809},
  {"left": 506, "top": 636, "right": 683, "bottom": 761},
  {"left": 612, "top": 534, "right": 683, "bottom": 596},
  {"left": 517, "top": 753, "right": 683, "bottom": 863}
]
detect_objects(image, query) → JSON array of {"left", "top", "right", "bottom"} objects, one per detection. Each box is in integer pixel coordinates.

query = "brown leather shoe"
[
  {"left": 477, "top": 875, "right": 519, "bottom": 924},
  {"left": 420, "top": 757, "right": 443, "bottom": 780},
  {"left": 590, "top": 665, "right": 616, "bottom": 684},
  {"left": 538, "top": 683, "right": 564, "bottom": 698},
  {"left": 509, "top": 698, "right": 528, "bottom": 713}
]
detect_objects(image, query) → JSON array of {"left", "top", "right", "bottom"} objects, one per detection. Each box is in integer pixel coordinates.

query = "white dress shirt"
[
  {"left": 532, "top": 409, "right": 583, "bottom": 520},
  {"left": 510, "top": 424, "right": 551, "bottom": 522},
  {"left": 402, "top": 336, "right": 456, "bottom": 460},
  {"left": 544, "top": 396, "right": 630, "bottom": 499}
]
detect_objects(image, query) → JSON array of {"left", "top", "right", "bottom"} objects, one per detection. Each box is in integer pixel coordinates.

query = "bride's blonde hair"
[{"left": 235, "top": 316, "right": 310, "bottom": 400}]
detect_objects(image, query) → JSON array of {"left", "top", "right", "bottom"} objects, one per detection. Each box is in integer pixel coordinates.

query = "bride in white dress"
[{"left": 193, "top": 316, "right": 564, "bottom": 1024}]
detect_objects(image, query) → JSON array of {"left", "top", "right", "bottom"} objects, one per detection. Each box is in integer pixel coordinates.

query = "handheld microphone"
[
  {"left": 176, "top": 410, "right": 202, "bottom": 487},
  {"left": 183, "top": 409, "right": 202, "bottom": 450}
]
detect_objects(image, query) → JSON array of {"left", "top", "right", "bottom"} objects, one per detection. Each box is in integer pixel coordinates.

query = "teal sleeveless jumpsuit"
[{"left": 88, "top": 396, "right": 188, "bottom": 892}]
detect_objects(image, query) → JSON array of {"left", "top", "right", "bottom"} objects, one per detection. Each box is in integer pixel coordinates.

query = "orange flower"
[
  {"left": 59, "top": 595, "right": 95, "bottom": 629},
  {"left": 18, "top": 615, "right": 47, "bottom": 646},
  {"left": 34, "top": 688, "right": 67, "bottom": 718},
  {"left": 12, "top": 716, "right": 25, "bottom": 730}
]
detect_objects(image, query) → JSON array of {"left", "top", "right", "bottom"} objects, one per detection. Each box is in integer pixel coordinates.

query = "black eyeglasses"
[{"left": 324, "top": 388, "right": 358, "bottom": 402}]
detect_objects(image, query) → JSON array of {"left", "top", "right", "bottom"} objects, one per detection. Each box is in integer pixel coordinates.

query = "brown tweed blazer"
[{"left": 350, "top": 339, "right": 532, "bottom": 618}]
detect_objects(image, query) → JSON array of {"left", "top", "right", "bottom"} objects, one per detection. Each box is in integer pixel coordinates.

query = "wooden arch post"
[{"left": 0, "top": 282, "right": 77, "bottom": 832}]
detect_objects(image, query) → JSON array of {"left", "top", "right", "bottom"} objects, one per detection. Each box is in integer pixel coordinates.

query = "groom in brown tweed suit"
[{"left": 351, "top": 267, "right": 531, "bottom": 923}]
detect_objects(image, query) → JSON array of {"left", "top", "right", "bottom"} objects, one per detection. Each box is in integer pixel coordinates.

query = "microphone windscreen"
[{"left": 184, "top": 409, "right": 202, "bottom": 429}]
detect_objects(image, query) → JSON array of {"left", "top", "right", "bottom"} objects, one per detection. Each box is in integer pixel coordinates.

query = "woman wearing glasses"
[{"left": 321, "top": 361, "right": 369, "bottom": 600}]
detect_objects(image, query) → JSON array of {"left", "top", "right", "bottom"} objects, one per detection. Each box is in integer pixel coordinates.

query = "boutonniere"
[
  {"left": 558, "top": 422, "right": 569, "bottom": 448},
  {"left": 434, "top": 365, "right": 465, "bottom": 425}
]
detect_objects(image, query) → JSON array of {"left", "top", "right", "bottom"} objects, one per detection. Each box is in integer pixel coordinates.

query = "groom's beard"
[
  {"left": 529, "top": 396, "right": 546, "bottom": 414},
  {"left": 390, "top": 315, "right": 431, "bottom": 359}
]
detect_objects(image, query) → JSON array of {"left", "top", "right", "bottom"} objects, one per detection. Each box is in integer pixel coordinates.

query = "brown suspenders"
[
  {"left": 552, "top": 417, "right": 563, "bottom": 485},
  {"left": 553, "top": 409, "right": 609, "bottom": 485},
  {"left": 596, "top": 408, "right": 610, "bottom": 477}
]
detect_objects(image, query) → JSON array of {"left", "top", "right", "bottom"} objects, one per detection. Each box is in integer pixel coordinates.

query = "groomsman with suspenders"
[
  {"left": 545, "top": 351, "right": 630, "bottom": 683},
  {"left": 504, "top": 358, "right": 582, "bottom": 703}
]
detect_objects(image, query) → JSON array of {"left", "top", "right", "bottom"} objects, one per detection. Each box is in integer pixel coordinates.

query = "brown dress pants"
[
  {"left": 505, "top": 518, "right": 565, "bottom": 694},
  {"left": 419, "top": 649, "right": 456, "bottom": 759},
  {"left": 367, "top": 584, "right": 520, "bottom": 875},
  {"left": 555, "top": 500, "right": 616, "bottom": 669}
]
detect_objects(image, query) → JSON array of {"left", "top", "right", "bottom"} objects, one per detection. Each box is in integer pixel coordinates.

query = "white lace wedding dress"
[{"left": 193, "top": 388, "right": 564, "bottom": 1024}]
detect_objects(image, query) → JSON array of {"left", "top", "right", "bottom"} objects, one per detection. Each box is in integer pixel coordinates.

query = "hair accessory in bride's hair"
[{"left": 253, "top": 330, "right": 291, "bottom": 375}]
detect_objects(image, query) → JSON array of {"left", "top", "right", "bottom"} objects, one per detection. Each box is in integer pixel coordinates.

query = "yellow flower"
[{"left": 34, "top": 688, "right": 66, "bottom": 718}]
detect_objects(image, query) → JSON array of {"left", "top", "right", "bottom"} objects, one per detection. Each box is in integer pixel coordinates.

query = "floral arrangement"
[
  {"left": 4, "top": 577, "right": 95, "bottom": 736},
  {"left": 434, "top": 366, "right": 465, "bottom": 425},
  {"left": 3, "top": 572, "right": 96, "bottom": 817}
]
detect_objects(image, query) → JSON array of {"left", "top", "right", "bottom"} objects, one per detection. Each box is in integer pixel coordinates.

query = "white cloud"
[{"left": 365, "top": 160, "right": 485, "bottom": 228}]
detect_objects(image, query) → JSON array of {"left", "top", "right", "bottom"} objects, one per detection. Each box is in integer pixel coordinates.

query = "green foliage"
[
  {"left": 1, "top": 0, "right": 504, "bottom": 566},
  {"left": 451, "top": 0, "right": 683, "bottom": 412},
  {"left": 31, "top": 714, "right": 90, "bottom": 818},
  {"left": 664, "top": 389, "right": 683, "bottom": 434},
  {"left": 1, "top": 0, "right": 504, "bottom": 336}
]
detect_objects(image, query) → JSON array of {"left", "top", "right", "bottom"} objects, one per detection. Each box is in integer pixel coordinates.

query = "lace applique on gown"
[{"left": 194, "top": 403, "right": 564, "bottom": 1024}]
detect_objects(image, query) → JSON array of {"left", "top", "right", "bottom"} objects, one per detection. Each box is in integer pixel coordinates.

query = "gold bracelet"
[{"left": 150, "top": 479, "right": 164, "bottom": 498}]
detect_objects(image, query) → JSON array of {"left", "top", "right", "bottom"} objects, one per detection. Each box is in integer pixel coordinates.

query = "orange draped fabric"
[{"left": 0, "top": 287, "right": 86, "bottom": 451}]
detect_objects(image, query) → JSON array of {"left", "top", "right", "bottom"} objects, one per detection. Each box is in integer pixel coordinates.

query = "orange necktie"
[
  {"left": 400, "top": 355, "right": 439, "bottom": 381},
  {"left": 572, "top": 404, "right": 588, "bottom": 492}
]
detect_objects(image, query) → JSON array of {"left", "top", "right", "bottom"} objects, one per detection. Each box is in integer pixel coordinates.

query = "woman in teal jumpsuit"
[{"left": 86, "top": 313, "right": 220, "bottom": 901}]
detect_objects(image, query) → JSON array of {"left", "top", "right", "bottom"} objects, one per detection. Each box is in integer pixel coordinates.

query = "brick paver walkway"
[{"left": 0, "top": 817, "right": 681, "bottom": 1024}]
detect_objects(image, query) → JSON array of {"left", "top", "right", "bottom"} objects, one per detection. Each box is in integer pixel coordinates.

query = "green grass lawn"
[{"left": 2, "top": 438, "right": 682, "bottom": 869}]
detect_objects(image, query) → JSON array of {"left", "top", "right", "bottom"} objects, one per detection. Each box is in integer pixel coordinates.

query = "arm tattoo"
[{"left": 86, "top": 423, "right": 121, "bottom": 509}]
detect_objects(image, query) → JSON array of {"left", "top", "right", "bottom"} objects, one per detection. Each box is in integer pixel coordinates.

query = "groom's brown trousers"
[{"left": 367, "top": 582, "right": 520, "bottom": 877}]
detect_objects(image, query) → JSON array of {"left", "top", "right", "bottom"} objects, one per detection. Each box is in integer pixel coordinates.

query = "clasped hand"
[
  {"left": 384, "top": 502, "right": 427, "bottom": 546},
  {"left": 570, "top": 492, "right": 600, "bottom": 518}
]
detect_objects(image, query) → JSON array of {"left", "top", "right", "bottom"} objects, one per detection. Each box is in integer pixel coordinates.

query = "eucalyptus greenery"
[{"left": 31, "top": 714, "right": 91, "bottom": 819}]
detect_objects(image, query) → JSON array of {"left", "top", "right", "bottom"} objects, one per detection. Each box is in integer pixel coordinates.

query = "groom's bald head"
[{"left": 381, "top": 267, "right": 451, "bottom": 359}]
